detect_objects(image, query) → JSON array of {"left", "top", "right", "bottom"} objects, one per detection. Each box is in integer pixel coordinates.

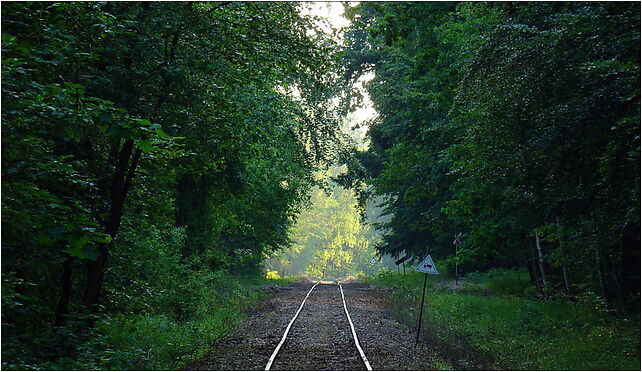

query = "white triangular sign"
[{"left": 416, "top": 255, "right": 438, "bottom": 274}]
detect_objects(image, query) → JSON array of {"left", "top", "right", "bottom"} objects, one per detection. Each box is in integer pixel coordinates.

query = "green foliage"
[
  {"left": 344, "top": 1, "right": 640, "bottom": 309},
  {"left": 2, "top": 225, "right": 280, "bottom": 371},
  {"left": 3, "top": 1, "right": 640, "bottom": 369},
  {"left": 368, "top": 271, "right": 641, "bottom": 370},
  {"left": 74, "top": 287, "right": 258, "bottom": 371},
  {"left": 1, "top": 2, "right": 348, "bottom": 369}
]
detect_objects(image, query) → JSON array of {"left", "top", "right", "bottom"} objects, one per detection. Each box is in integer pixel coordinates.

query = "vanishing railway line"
[
  {"left": 190, "top": 281, "right": 439, "bottom": 371},
  {"left": 265, "top": 281, "right": 372, "bottom": 371}
]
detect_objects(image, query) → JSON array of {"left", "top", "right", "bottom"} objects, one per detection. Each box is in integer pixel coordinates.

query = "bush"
[
  {"left": 265, "top": 270, "right": 281, "bottom": 280},
  {"left": 463, "top": 268, "right": 530, "bottom": 297},
  {"left": 65, "top": 270, "right": 273, "bottom": 371},
  {"left": 2, "top": 225, "right": 282, "bottom": 371}
]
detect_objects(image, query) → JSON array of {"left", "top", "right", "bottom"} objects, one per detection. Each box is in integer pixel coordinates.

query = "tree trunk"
[
  {"left": 526, "top": 256, "right": 539, "bottom": 287},
  {"left": 84, "top": 141, "right": 141, "bottom": 311},
  {"left": 589, "top": 212, "right": 607, "bottom": 300},
  {"left": 593, "top": 244, "right": 606, "bottom": 299},
  {"left": 556, "top": 216, "right": 570, "bottom": 294},
  {"left": 54, "top": 255, "right": 73, "bottom": 326},
  {"left": 610, "top": 254, "right": 625, "bottom": 311},
  {"left": 535, "top": 230, "right": 547, "bottom": 288},
  {"left": 561, "top": 266, "right": 570, "bottom": 294},
  {"left": 620, "top": 228, "right": 640, "bottom": 309}
]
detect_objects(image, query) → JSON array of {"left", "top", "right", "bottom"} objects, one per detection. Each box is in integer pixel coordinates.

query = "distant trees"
[
  {"left": 267, "top": 172, "right": 380, "bottom": 279},
  {"left": 344, "top": 2, "right": 640, "bottom": 309}
]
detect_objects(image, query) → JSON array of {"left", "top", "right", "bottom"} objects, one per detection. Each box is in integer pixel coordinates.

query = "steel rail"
[
  {"left": 264, "top": 281, "right": 320, "bottom": 371},
  {"left": 339, "top": 283, "right": 373, "bottom": 371}
]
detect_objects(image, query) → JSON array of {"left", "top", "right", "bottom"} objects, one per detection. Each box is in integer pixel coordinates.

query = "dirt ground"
[{"left": 188, "top": 281, "right": 445, "bottom": 371}]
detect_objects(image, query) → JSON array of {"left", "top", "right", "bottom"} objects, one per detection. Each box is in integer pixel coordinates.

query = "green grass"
[
  {"left": 366, "top": 270, "right": 640, "bottom": 370},
  {"left": 85, "top": 274, "right": 294, "bottom": 371}
]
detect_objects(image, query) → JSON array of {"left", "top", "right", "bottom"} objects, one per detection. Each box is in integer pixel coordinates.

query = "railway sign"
[
  {"left": 395, "top": 254, "right": 410, "bottom": 266},
  {"left": 415, "top": 255, "right": 438, "bottom": 274},
  {"left": 415, "top": 254, "right": 438, "bottom": 347}
]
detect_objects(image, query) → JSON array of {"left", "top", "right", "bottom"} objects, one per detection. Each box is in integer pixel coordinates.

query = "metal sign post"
[
  {"left": 416, "top": 272, "right": 428, "bottom": 346},
  {"left": 415, "top": 255, "right": 438, "bottom": 346},
  {"left": 395, "top": 254, "right": 410, "bottom": 275}
]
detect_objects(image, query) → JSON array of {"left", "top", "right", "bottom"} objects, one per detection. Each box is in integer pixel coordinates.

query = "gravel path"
[{"left": 189, "top": 281, "right": 444, "bottom": 371}]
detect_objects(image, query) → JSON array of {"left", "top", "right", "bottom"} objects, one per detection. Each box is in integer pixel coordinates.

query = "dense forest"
[
  {"left": 1, "top": 1, "right": 640, "bottom": 370},
  {"left": 1, "top": 2, "right": 352, "bottom": 369},
  {"left": 341, "top": 1, "right": 640, "bottom": 310}
]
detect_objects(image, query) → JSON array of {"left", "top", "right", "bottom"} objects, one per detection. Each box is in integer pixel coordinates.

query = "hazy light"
[
  {"left": 299, "top": 2, "right": 351, "bottom": 37},
  {"left": 300, "top": 2, "right": 377, "bottom": 143}
]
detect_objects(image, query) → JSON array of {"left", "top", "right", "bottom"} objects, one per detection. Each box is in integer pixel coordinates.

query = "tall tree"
[{"left": 343, "top": 1, "right": 640, "bottom": 306}]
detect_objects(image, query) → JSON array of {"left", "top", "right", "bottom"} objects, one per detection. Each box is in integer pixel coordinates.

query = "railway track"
[{"left": 265, "top": 281, "right": 373, "bottom": 371}]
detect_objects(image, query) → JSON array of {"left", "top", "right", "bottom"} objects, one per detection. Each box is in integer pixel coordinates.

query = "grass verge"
[{"left": 366, "top": 270, "right": 640, "bottom": 370}]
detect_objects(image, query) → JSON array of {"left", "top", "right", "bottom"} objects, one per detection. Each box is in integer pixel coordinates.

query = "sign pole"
[
  {"left": 415, "top": 272, "right": 428, "bottom": 346},
  {"left": 414, "top": 254, "right": 438, "bottom": 347},
  {"left": 395, "top": 254, "right": 410, "bottom": 274}
]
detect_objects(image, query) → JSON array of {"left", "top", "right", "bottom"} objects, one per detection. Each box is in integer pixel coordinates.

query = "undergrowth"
[
  {"left": 2, "top": 226, "right": 293, "bottom": 371},
  {"left": 73, "top": 275, "right": 288, "bottom": 370},
  {"left": 366, "top": 269, "right": 640, "bottom": 370}
]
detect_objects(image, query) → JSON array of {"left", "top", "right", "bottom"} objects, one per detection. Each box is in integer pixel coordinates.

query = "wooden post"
[{"left": 416, "top": 273, "right": 428, "bottom": 346}]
